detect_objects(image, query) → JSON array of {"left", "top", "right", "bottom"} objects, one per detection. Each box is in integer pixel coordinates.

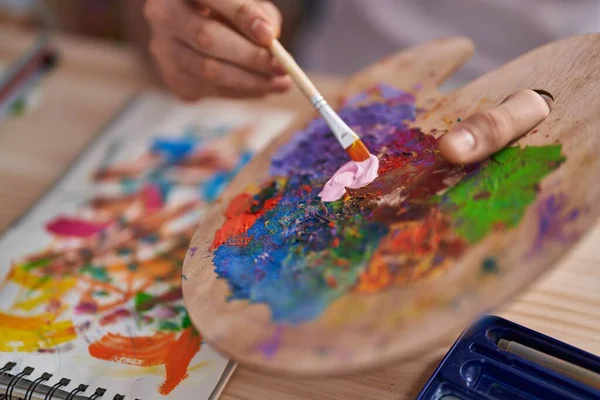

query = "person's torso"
[{"left": 297, "top": 0, "right": 600, "bottom": 88}]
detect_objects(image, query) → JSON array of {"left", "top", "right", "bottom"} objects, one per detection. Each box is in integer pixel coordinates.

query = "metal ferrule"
[
  {"left": 311, "top": 99, "right": 359, "bottom": 149},
  {"left": 310, "top": 94, "right": 327, "bottom": 110}
]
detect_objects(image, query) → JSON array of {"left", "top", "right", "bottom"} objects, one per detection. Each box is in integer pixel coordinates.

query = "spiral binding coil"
[
  {"left": 25, "top": 373, "right": 51, "bottom": 400},
  {"left": 0, "top": 362, "right": 126, "bottom": 400},
  {"left": 67, "top": 384, "right": 89, "bottom": 400},
  {"left": 45, "top": 378, "right": 70, "bottom": 400},
  {"left": 7, "top": 367, "right": 33, "bottom": 400}
]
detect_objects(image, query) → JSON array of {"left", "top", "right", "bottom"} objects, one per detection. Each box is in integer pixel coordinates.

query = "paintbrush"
[
  {"left": 498, "top": 339, "right": 600, "bottom": 389},
  {"left": 270, "top": 40, "right": 371, "bottom": 162}
]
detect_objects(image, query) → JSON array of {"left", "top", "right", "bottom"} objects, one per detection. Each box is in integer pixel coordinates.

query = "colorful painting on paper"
[
  {"left": 0, "top": 121, "right": 261, "bottom": 396},
  {"left": 211, "top": 85, "right": 567, "bottom": 325}
]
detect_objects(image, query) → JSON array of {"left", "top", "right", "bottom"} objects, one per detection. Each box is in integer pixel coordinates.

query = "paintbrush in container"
[{"left": 270, "top": 40, "right": 372, "bottom": 162}]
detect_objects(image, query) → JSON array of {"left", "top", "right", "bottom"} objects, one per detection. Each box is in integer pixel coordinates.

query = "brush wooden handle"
[
  {"left": 270, "top": 40, "right": 320, "bottom": 101},
  {"left": 498, "top": 339, "right": 600, "bottom": 389}
]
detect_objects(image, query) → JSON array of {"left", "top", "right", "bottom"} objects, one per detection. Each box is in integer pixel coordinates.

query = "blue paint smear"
[
  {"left": 202, "top": 151, "right": 253, "bottom": 202},
  {"left": 213, "top": 181, "right": 389, "bottom": 323},
  {"left": 210, "top": 90, "right": 416, "bottom": 324},
  {"left": 151, "top": 137, "right": 199, "bottom": 163}
]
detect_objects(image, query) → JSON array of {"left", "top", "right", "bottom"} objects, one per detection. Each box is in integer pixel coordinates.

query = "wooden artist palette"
[{"left": 182, "top": 35, "right": 600, "bottom": 376}]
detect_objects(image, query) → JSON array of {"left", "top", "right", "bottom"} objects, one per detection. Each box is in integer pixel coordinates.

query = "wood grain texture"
[
  {"left": 182, "top": 34, "right": 600, "bottom": 377},
  {"left": 0, "top": 27, "right": 153, "bottom": 234},
  {"left": 2, "top": 28, "right": 600, "bottom": 400}
]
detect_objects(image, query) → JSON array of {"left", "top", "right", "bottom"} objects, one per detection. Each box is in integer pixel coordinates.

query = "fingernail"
[
  {"left": 251, "top": 18, "right": 275, "bottom": 44},
  {"left": 448, "top": 129, "right": 476, "bottom": 153},
  {"left": 532, "top": 89, "right": 554, "bottom": 110}
]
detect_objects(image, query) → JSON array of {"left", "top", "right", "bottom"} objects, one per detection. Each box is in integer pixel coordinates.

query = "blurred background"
[
  {"left": 2, "top": 0, "right": 599, "bottom": 96},
  {"left": 0, "top": 0, "right": 312, "bottom": 47},
  {"left": 0, "top": 0, "right": 315, "bottom": 83}
]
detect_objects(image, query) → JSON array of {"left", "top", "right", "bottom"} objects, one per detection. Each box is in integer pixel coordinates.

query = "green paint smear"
[
  {"left": 134, "top": 292, "right": 154, "bottom": 312},
  {"left": 27, "top": 275, "right": 51, "bottom": 294},
  {"left": 81, "top": 265, "right": 112, "bottom": 283},
  {"left": 158, "top": 320, "right": 181, "bottom": 332},
  {"left": 174, "top": 305, "right": 187, "bottom": 314},
  {"left": 181, "top": 312, "right": 192, "bottom": 329},
  {"left": 127, "top": 263, "right": 138, "bottom": 271},
  {"left": 22, "top": 257, "right": 52, "bottom": 271},
  {"left": 441, "top": 145, "right": 564, "bottom": 243},
  {"left": 9, "top": 98, "right": 26, "bottom": 116}
]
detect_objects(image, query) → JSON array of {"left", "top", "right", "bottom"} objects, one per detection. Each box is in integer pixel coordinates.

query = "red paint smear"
[
  {"left": 326, "top": 275, "right": 337, "bottom": 288},
  {"left": 137, "top": 287, "right": 183, "bottom": 312},
  {"left": 159, "top": 328, "right": 203, "bottom": 395},
  {"left": 301, "top": 185, "right": 312, "bottom": 194},
  {"left": 75, "top": 301, "right": 98, "bottom": 314},
  {"left": 383, "top": 209, "right": 450, "bottom": 255},
  {"left": 210, "top": 193, "right": 280, "bottom": 250},
  {"left": 45, "top": 217, "right": 109, "bottom": 238},
  {"left": 99, "top": 309, "right": 132, "bottom": 326},
  {"left": 141, "top": 184, "right": 164, "bottom": 212}
]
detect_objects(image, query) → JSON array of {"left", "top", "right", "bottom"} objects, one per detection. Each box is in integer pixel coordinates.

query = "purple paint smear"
[
  {"left": 257, "top": 325, "right": 284, "bottom": 359},
  {"left": 530, "top": 193, "right": 580, "bottom": 255}
]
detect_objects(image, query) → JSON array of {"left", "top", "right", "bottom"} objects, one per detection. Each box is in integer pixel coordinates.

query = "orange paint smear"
[
  {"left": 210, "top": 192, "right": 280, "bottom": 250},
  {"left": 89, "top": 328, "right": 202, "bottom": 395},
  {"left": 89, "top": 332, "right": 176, "bottom": 366},
  {"left": 354, "top": 209, "right": 465, "bottom": 293},
  {"left": 159, "top": 328, "right": 202, "bottom": 395}
]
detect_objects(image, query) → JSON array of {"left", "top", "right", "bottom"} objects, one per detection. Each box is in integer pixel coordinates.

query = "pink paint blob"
[
  {"left": 45, "top": 217, "right": 109, "bottom": 238},
  {"left": 318, "top": 154, "right": 379, "bottom": 202},
  {"left": 141, "top": 184, "right": 164, "bottom": 212},
  {"left": 153, "top": 305, "right": 178, "bottom": 319}
]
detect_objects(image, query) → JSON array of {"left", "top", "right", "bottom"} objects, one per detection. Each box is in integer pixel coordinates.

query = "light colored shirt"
[{"left": 296, "top": 0, "right": 600, "bottom": 89}]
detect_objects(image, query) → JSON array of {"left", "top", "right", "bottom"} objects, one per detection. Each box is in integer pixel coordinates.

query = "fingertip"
[
  {"left": 271, "top": 75, "right": 293, "bottom": 92},
  {"left": 437, "top": 129, "right": 477, "bottom": 165},
  {"left": 251, "top": 18, "right": 276, "bottom": 46}
]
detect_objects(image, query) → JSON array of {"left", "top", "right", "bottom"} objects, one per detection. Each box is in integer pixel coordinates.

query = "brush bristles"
[{"left": 346, "top": 140, "right": 371, "bottom": 162}]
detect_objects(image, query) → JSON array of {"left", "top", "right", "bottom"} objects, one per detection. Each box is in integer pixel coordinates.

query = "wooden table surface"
[{"left": 1, "top": 26, "right": 599, "bottom": 400}]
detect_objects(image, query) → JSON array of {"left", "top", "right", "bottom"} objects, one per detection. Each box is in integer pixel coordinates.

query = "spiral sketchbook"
[{"left": 0, "top": 92, "right": 294, "bottom": 400}]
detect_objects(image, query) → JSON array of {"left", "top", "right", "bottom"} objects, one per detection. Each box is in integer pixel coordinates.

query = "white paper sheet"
[{"left": 0, "top": 92, "right": 294, "bottom": 399}]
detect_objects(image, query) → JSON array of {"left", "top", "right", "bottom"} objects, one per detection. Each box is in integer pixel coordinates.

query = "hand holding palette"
[{"left": 182, "top": 35, "right": 600, "bottom": 375}]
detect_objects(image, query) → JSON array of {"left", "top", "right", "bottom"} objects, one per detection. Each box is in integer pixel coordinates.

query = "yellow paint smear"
[
  {"left": 8, "top": 267, "right": 76, "bottom": 311},
  {"left": 0, "top": 312, "right": 76, "bottom": 352}
]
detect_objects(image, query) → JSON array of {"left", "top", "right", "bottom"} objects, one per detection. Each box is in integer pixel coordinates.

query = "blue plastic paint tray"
[{"left": 416, "top": 315, "right": 600, "bottom": 400}]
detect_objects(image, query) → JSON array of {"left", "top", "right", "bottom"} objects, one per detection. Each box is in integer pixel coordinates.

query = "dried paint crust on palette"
[
  {"left": 208, "top": 84, "right": 570, "bottom": 325},
  {"left": 183, "top": 35, "right": 600, "bottom": 376}
]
